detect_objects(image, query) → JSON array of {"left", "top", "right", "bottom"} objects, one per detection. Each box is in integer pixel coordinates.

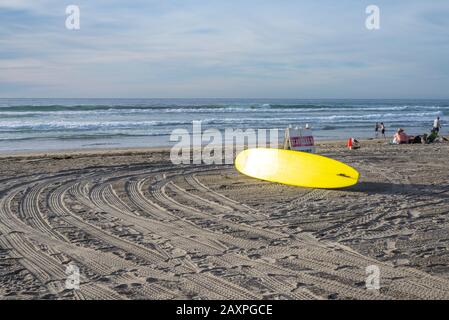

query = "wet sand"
[{"left": 1, "top": 140, "right": 449, "bottom": 300}]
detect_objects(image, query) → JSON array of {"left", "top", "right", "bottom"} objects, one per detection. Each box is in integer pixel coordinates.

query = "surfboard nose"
[{"left": 235, "top": 150, "right": 248, "bottom": 168}]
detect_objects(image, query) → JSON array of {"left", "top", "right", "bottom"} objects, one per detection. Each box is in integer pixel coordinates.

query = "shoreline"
[{"left": 0, "top": 138, "right": 393, "bottom": 159}]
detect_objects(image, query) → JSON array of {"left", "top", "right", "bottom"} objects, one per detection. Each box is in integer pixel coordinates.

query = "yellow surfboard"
[{"left": 235, "top": 148, "right": 359, "bottom": 189}]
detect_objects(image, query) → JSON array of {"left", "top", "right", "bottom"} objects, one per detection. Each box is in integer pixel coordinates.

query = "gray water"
[{"left": 0, "top": 98, "right": 446, "bottom": 152}]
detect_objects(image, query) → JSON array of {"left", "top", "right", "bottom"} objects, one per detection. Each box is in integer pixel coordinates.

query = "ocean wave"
[
  {"left": 0, "top": 103, "right": 447, "bottom": 115},
  {"left": 0, "top": 104, "right": 256, "bottom": 113},
  {"left": 0, "top": 120, "right": 194, "bottom": 130},
  {"left": 321, "top": 125, "right": 338, "bottom": 130},
  {"left": 0, "top": 111, "right": 440, "bottom": 133},
  {"left": 0, "top": 132, "right": 168, "bottom": 142}
]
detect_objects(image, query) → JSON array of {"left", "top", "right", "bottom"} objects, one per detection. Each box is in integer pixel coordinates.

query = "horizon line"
[{"left": 1, "top": 97, "right": 449, "bottom": 100}]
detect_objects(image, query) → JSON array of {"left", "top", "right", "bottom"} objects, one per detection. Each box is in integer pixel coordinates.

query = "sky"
[{"left": 0, "top": 0, "right": 449, "bottom": 99}]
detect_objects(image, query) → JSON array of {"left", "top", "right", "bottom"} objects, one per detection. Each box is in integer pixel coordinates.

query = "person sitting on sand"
[
  {"left": 393, "top": 128, "right": 409, "bottom": 144},
  {"left": 410, "top": 135, "right": 422, "bottom": 144}
]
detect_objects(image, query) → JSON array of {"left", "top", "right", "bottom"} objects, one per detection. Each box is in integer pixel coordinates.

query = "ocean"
[{"left": 0, "top": 98, "right": 447, "bottom": 152}]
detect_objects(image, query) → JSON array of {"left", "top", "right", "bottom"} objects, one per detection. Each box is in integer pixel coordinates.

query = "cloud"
[{"left": 0, "top": 0, "right": 448, "bottom": 98}]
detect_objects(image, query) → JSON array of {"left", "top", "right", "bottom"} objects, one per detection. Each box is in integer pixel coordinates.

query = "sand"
[{"left": 1, "top": 140, "right": 449, "bottom": 300}]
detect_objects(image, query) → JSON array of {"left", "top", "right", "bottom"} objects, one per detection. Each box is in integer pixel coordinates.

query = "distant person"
[
  {"left": 433, "top": 116, "right": 441, "bottom": 133},
  {"left": 393, "top": 128, "right": 409, "bottom": 144},
  {"left": 380, "top": 122, "right": 386, "bottom": 140},
  {"left": 374, "top": 122, "right": 380, "bottom": 138}
]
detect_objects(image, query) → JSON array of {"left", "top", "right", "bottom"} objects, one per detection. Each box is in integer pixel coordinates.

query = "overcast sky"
[{"left": 1, "top": 0, "right": 448, "bottom": 98}]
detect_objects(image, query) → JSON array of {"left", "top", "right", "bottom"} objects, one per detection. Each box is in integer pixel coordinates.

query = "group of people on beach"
[
  {"left": 374, "top": 122, "right": 386, "bottom": 139},
  {"left": 374, "top": 117, "right": 443, "bottom": 144}
]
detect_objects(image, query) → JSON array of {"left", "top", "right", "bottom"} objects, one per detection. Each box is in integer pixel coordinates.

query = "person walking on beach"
[
  {"left": 433, "top": 116, "right": 441, "bottom": 133},
  {"left": 374, "top": 122, "right": 380, "bottom": 139},
  {"left": 380, "top": 122, "right": 386, "bottom": 140}
]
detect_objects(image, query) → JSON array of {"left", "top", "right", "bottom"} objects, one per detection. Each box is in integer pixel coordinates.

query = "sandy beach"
[{"left": 1, "top": 139, "right": 449, "bottom": 300}]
